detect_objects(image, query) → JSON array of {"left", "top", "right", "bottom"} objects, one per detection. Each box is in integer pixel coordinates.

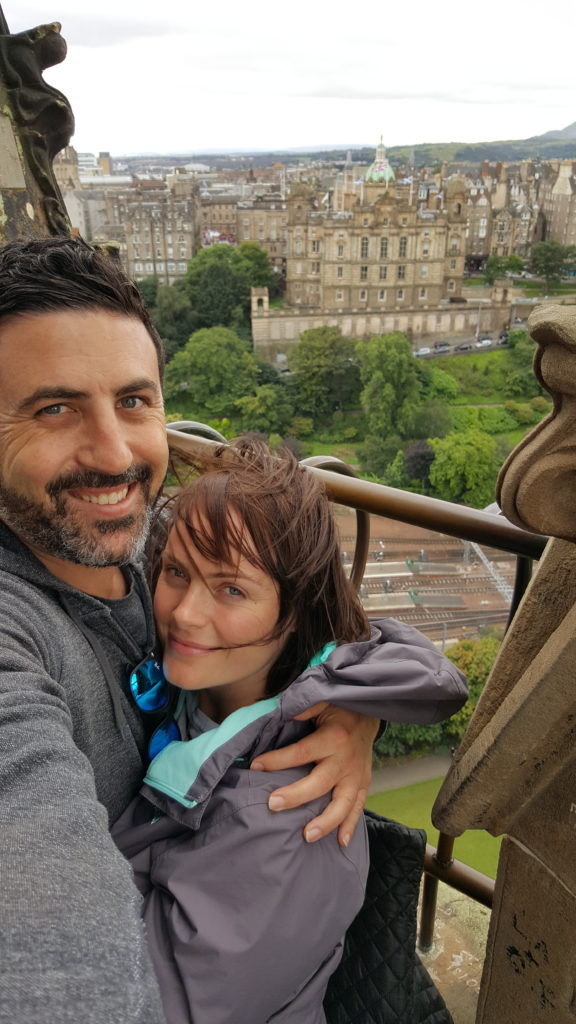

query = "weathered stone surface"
[
  {"left": 0, "top": 20, "right": 73, "bottom": 241},
  {"left": 477, "top": 840, "right": 576, "bottom": 1022}
]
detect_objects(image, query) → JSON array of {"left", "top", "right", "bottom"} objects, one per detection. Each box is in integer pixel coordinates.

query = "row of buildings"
[{"left": 53, "top": 143, "right": 576, "bottom": 352}]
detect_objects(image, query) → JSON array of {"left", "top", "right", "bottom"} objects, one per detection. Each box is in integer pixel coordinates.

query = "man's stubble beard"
[{"left": 0, "top": 465, "right": 160, "bottom": 568}]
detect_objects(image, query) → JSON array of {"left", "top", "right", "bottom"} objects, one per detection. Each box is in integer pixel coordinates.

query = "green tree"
[
  {"left": 153, "top": 282, "right": 198, "bottom": 361},
  {"left": 504, "top": 329, "right": 541, "bottom": 397},
  {"left": 443, "top": 631, "right": 503, "bottom": 744},
  {"left": 137, "top": 276, "right": 159, "bottom": 309},
  {"left": 164, "top": 326, "right": 258, "bottom": 417},
  {"left": 357, "top": 433, "right": 403, "bottom": 479},
  {"left": 356, "top": 333, "right": 421, "bottom": 438},
  {"left": 290, "top": 328, "right": 361, "bottom": 422},
  {"left": 182, "top": 245, "right": 250, "bottom": 330},
  {"left": 429, "top": 429, "right": 501, "bottom": 508},
  {"left": 234, "top": 242, "right": 275, "bottom": 291},
  {"left": 505, "top": 254, "right": 525, "bottom": 276},
  {"left": 235, "top": 383, "right": 294, "bottom": 435},
  {"left": 483, "top": 255, "right": 507, "bottom": 286},
  {"left": 530, "top": 241, "right": 576, "bottom": 291},
  {"left": 404, "top": 440, "right": 435, "bottom": 489},
  {"left": 410, "top": 399, "right": 453, "bottom": 440}
]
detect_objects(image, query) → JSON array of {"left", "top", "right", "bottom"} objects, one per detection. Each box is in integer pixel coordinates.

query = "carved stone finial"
[
  {"left": 0, "top": 21, "right": 74, "bottom": 239},
  {"left": 497, "top": 305, "right": 576, "bottom": 540}
]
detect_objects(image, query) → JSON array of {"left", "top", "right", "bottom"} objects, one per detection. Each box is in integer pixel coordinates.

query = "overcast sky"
[{"left": 8, "top": 1, "right": 576, "bottom": 157}]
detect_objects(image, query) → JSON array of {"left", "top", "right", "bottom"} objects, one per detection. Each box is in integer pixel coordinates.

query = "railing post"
[{"left": 418, "top": 832, "right": 455, "bottom": 951}]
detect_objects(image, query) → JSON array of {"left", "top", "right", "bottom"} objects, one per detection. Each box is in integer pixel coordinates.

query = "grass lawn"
[
  {"left": 307, "top": 440, "right": 358, "bottom": 462},
  {"left": 366, "top": 776, "right": 502, "bottom": 879}
]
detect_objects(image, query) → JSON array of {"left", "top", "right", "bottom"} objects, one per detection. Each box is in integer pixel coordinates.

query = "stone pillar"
[
  {"left": 433, "top": 304, "right": 576, "bottom": 1022},
  {"left": 0, "top": 18, "right": 73, "bottom": 242}
]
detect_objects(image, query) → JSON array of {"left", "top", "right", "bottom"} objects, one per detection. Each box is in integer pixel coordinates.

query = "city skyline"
[{"left": 11, "top": 0, "right": 576, "bottom": 157}]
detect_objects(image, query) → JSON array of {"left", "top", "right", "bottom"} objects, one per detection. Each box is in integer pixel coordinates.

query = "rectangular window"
[
  {"left": 338, "top": 244, "right": 344, "bottom": 257},
  {"left": 447, "top": 280, "right": 455, "bottom": 291},
  {"left": 379, "top": 265, "right": 387, "bottom": 280},
  {"left": 420, "top": 265, "right": 428, "bottom": 278},
  {"left": 422, "top": 244, "right": 430, "bottom": 258},
  {"left": 419, "top": 287, "right": 427, "bottom": 298},
  {"left": 311, "top": 261, "right": 320, "bottom": 274},
  {"left": 359, "top": 289, "right": 367, "bottom": 301},
  {"left": 360, "top": 237, "right": 369, "bottom": 258},
  {"left": 380, "top": 237, "right": 388, "bottom": 259},
  {"left": 337, "top": 266, "right": 343, "bottom": 278},
  {"left": 399, "top": 236, "right": 407, "bottom": 258},
  {"left": 397, "top": 288, "right": 404, "bottom": 300},
  {"left": 450, "top": 258, "right": 457, "bottom": 270},
  {"left": 378, "top": 289, "right": 386, "bottom": 301},
  {"left": 336, "top": 290, "right": 343, "bottom": 302},
  {"left": 311, "top": 240, "right": 320, "bottom": 253},
  {"left": 360, "top": 265, "right": 368, "bottom": 281},
  {"left": 397, "top": 265, "right": 406, "bottom": 280}
]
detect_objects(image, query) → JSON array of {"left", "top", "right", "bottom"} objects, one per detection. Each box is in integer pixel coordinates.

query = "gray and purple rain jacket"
[{"left": 112, "top": 617, "right": 467, "bottom": 1024}]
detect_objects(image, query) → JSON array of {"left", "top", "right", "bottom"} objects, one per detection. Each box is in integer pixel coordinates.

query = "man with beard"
[{"left": 0, "top": 238, "right": 377, "bottom": 1024}]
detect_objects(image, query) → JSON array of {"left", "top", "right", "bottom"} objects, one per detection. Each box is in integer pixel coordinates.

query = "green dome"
[{"left": 365, "top": 138, "right": 395, "bottom": 184}]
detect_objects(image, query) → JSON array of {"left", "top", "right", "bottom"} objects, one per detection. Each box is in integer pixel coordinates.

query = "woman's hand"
[{"left": 250, "top": 704, "right": 379, "bottom": 847}]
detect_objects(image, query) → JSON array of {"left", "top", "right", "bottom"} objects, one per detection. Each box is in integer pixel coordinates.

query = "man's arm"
[
  {"left": 0, "top": 606, "right": 165, "bottom": 1023},
  {"left": 251, "top": 707, "right": 378, "bottom": 847}
]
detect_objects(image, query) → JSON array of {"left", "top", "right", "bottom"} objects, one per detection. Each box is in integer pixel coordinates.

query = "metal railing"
[{"left": 166, "top": 426, "right": 549, "bottom": 950}]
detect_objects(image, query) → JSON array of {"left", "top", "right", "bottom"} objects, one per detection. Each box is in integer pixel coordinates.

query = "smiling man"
[{"left": 0, "top": 238, "right": 376, "bottom": 1024}]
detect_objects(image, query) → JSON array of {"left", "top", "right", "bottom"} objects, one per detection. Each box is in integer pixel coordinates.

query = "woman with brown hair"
[{"left": 113, "top": 439, "right": 467, "bottom": 1024}]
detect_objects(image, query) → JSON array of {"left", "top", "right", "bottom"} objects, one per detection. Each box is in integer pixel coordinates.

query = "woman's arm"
[{"left": 251, "top": 706, "right": 378, "bottom": 846}]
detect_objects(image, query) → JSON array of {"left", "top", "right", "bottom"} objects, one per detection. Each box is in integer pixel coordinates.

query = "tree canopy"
[
  {"left": 163, "top": 326, "right": 258, "bottom": 418},
  {"left": 530, "top": 241, "right": 576, "bottom": 291},
  {"left": 290, "top": 327, "right": 361, "bottom": 422},
  {"left": 483, "top": 253, "right": 524, "bottom": 286},
  {"left": 235, "top": 382, "right": 294, "bottom": 435},
  {"left": 178, "top": 242, "right": 275, "bottom": 332},
  {"left": 429, "top": 428, "right": 501, "bottom": 508},
  {"left": 356, "top": 333, "right": 421, "bottom": 439}
]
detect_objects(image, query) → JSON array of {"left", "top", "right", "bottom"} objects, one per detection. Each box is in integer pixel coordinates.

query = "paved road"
[{"left": 369, "top": 752, "right": 452, "bottom": 794}]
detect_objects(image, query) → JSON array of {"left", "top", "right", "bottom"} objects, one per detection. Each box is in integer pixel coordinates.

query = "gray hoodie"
[
  {"left": 113, "top": 620, "right": 468, "bottom": 1024},
  {"left": 0, "top": 523, "right": 166, "bottom": 1023}
]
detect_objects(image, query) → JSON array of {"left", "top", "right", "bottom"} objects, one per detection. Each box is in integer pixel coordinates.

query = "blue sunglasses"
[{"left": 129, "top": 657, "right": 180, "bottom": 761}]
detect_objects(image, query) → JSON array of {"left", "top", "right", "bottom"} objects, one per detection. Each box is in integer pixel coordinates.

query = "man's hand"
[{"left": 251, "top": 704, "right": 378, "bottom": 847}]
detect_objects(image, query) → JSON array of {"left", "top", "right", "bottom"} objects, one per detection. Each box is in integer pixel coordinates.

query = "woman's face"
[{"left": 153, "top": 514, "right": 287, "bottom": 718}]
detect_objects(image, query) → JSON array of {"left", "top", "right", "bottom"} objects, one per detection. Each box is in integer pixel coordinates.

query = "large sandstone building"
[{"left": 251, "top": 142, "right": 498, "bottom": 356}]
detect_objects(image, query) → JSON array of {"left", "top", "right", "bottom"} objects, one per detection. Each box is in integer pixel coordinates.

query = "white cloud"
[{"left": 5, "top": 0, "right": 576, "bottom": 154}]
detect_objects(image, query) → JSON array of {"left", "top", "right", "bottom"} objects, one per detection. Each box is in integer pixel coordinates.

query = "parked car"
[
  {"left": 454, "top": 343, "right": 472, "bottom": 352},
  {"left": 433, "top": 342, "right": 450, "bottom": 353},
  {"left": 475, "top": 338, "right": 492, "bottom": 348},
  {"left": 414, "top": 346, "right": 431, "bottom": 357}
]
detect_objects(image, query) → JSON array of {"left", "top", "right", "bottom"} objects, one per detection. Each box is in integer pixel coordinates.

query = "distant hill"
[
  {"left": 116, "top": 123, "right": 576, "bottom": 171},
  {"left": 532, "top": 121, "right": 576, "bottom": 141},
  {"left": 387, "top": 123, "right": 576, "bottom": 167}
]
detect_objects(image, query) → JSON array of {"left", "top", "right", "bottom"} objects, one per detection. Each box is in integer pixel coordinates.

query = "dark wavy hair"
[
  {"left": 159, "top": 439, "right": 370, "bottom": 695},
  {"left": 0, "top": 236, "right": 164, "bottom": 378}
]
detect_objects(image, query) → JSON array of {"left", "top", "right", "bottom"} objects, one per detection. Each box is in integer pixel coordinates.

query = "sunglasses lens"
[
  {"left": 149, "top": 718, "right": 180, "bottom": 761},
  {"left": 130, "top": 659, "right": 169, "bottom": 713}
]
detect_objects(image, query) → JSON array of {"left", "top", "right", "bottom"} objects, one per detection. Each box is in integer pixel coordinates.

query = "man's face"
[{"left": 0, "top": 309, "right": 168, "bottom": 568}]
